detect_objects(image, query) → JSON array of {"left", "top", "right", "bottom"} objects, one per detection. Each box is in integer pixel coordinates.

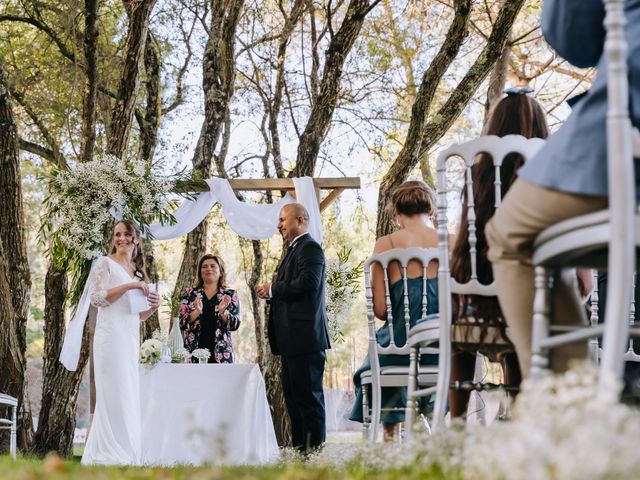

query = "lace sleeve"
[{"left": 90, "top": 257, "right": 112, "bottom": 308}]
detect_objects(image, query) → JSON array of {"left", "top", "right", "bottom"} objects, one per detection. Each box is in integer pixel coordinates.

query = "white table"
[{"left": 139, "top": 363, "right": 279, "bottom": 466}]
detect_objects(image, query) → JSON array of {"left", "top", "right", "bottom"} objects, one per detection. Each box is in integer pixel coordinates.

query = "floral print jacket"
[{"left": 179, "top": 286, "right": 240, "bottom": 363}]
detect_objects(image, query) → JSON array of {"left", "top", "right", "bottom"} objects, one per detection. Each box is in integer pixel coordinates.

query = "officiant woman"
[{"left": 179, "top": 254, "right": 240, "bottom": 363}]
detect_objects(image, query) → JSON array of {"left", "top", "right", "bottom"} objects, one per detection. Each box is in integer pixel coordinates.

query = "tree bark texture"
[
  {"left": 245, "top": 239, "right": 291, "bottom": 446},
  {"left": 376, "top": 0, "right": 526, "bottom": 237},
  {"left": 483, "top": 41, "right": 511, "bottom": 125},
  {"left": 107, "top": 0, "right": 158, "bottom": 157},
  {"left": 173, "top": 0, "right": 244, "bottom": 314},
  {"left": 30, "top": 266, "right": 90, "bottom": 457},
  {"left": 0, "top": 56, "right": 33, "bottom": 452},
  {"left": 267, "top": 0, "right": 306, "bottom": 178},
  {"left": 79, "top": 0, "right": 99, "bottom": 163},
  {"left": 291, "top": 0, "right": 381, "bottom": 178},
  {"left": 138, "top": 31, "right": 161, "bottom": 163},
  {"left": 141, "top": 241, "right": 160, "bottom": 340}
]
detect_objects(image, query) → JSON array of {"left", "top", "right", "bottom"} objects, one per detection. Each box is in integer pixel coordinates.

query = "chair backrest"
[
  {"left": 599, "top": 0, "right": 638, "bottom": 383},
  {"left": 435, "top": 134, "right": 546, "bottom": 298},
  {"left": 364, "top": 247, "right": 439, "bottom": 357}
]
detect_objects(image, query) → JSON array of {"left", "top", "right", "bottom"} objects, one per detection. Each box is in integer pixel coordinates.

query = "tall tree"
[
  {"left": 291, "top": 0, "right": 382, "bottom": 177},
  {"left": 107, "top": 0, "right": 158, "bottom": 158},
  {"left": 0, "top": 56, "right": 33, "bottom": 452},
  {"left": 376, "top": 0, "right": 526, "bottom": 237},
  {"left": 172, "top": 0, "right": 245, "bottom": 313},
  {"left": 30, "top": 0, "right": 99, "bottom": 457}
]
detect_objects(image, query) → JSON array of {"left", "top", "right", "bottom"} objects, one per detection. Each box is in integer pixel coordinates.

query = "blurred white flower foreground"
[{"left": 306, "top": 364, "right": 640, "bottom": 479}]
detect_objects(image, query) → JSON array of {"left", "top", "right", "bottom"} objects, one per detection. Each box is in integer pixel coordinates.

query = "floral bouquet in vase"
[
  {"left": 140, "top": 339, "right": 164, "bottom": 367},
  {"left": 191, "top": 348, "right": 211, "bottom": 364}
]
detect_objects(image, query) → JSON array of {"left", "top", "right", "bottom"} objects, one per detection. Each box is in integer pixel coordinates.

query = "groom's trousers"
[{"left": 281, "top": 351, "right": 326, "bottom": 452}]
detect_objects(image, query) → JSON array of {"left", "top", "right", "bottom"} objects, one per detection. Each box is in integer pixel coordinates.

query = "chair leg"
[
  {"left": 370, "top": 381, "right": 381, "bottom": 443},
  {"left": 10, "top": 405, "right": 17, "bottom": 460},
  {"left": 404, "top": 346, "right": 418, "bottom": 441},
  {"left": 362, "top": 384, "right": 369, "bottom": 441},
  {"left": 531, "top": 266, "right": 551, "bottom": 378}
]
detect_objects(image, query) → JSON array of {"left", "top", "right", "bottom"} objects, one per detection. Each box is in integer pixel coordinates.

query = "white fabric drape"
[
  {"left": 146, "top": 179, "right": 219, "bottom": 240},
  {"left": 208, "top": 177, "right": 296, "bottom": 240},
  {"left": 59, "top": 259, "right": 97, "bottom": 371},
  {"left": 293, "top": 177, "right": 323, "bottom": 244},
  {"left": 146, "top": 177, "right": 321, "bottom": 242}
]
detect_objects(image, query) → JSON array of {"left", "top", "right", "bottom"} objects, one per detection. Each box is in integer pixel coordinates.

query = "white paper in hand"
[{"left": 128, "top": 288, "right": 150, "bottom": 314}]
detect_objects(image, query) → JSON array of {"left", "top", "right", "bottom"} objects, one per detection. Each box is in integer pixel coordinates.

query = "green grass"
[{"left": 0, "top": 454, "right": 456, "bottom": 480}]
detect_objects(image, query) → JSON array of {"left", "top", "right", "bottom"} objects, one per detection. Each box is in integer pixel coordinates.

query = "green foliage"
[
  {"left": 0, "top": 455, "right": 457, "bottom": 480},
  {"left": 325, "top": 246, "right": 364, "bottom": 344}
]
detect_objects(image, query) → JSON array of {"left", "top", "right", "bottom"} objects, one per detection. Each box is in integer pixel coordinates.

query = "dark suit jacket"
[{"left": 268, "top": 233, "right": 331, "bottom": 356}]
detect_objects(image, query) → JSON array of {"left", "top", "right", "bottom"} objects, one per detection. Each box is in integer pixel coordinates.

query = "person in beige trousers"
[{"left": 486, "top": 0, "right": 640, "bottom": 377}]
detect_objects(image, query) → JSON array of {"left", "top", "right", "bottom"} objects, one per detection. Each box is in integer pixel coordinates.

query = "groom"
[{"left": 255, "top": 203, "right": 330, "bottom": 452}]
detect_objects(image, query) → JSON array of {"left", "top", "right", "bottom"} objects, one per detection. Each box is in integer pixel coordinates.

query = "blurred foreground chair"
[
  {"left": 405, "top": 134, "right": 546, "bottom": 436},
  {"left": 359, "top": 247, "right": 439, "bottom": 442},
  {"left": 530, "top": 0, "right": 640, "bottom": 393},
  {"left": 0, "top": 393, "right": 17, "bottom": 460}
]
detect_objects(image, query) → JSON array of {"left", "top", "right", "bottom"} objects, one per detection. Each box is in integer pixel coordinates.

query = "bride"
[{"left": 81, "top": 220, "right": 159, "bottom": 465}]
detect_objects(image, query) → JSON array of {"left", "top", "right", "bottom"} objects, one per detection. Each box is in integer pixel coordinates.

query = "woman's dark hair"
[
  {"left": 194, "top": 254, "right": 227, "bottom": 289},
  {"left": 450, "top": 93, "right": 549, "bottom": 343},
  {"left": 390, "top": 180, "right": 436, "bottom": 217},
  {"left": 110, "top": 220, "right": 147, "bottom": 281}
]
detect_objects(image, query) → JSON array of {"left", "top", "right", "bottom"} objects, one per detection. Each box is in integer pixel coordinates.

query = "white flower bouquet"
[
  {"left": 191, "top": 348, "right": 211, "bottom": 364},
  {"left": 41, "top": 153, "right": 186, "bottom": 305},
  {"left": 139, "top": 338, "right": 164, "bottom": 367},
  {"left": 171, "top": 346, "right": 190, "bottom": 364}
]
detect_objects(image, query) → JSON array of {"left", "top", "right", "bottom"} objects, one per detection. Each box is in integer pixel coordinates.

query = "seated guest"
[
  {"left": 486, "top": 0, "right": 640, "bottom": 377},
  {"left": 349, "top": 180, "right": 439, "bottom": 441},
  {"left": 448, "top": 91, "right": 548, "bottom": 417},
  {"left": 180, "top": 254, "right": 240, "bottom": 363}
]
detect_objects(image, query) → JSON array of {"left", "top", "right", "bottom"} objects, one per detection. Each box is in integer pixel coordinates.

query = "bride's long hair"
[{"left": 110, "top": 220, "right": 147, "bottom": 281}]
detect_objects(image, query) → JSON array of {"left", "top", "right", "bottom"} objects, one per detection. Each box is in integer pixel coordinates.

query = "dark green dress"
[{"left": 350, "top": 277, "right": 439, "bottom": 424}]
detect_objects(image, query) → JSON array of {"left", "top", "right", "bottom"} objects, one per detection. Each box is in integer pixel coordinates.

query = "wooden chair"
[
  {"left": 530, "top": 0, "right": 640, "bottom": 393},
  {"left": 359, "top": 247, "right": 439, "bottom": 442},
  {"left": 405, "top": 134, "right": 546, "bottom": 436},
  {"left": 0, "top": 393, "right": 17, "bottom": 460}
]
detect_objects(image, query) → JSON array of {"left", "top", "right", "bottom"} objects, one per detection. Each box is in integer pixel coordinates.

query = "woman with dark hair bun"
[
  {"left": 448, "top": 90, "right": 549, "bottom": 418},
  {"left": 82, "top": 220, "right": 160, "bottom": 465},
  {"left": 349, "top": 180, "right": 439, "bottom": 442},
  {"left": 179, "top": 254, "right": 240, "bottom": 363}
]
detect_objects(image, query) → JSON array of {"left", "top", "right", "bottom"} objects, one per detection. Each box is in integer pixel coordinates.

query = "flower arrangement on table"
[
  {"left": 325, "top": 246, "right": 363, "bottom": 343},
  {"left": 139, "top": 338, "right": 165, "bottom": 367},
  {"left": 40, "top": 153, "right": 185, "bottom": 304},
  {"left": 191, "top": 348, "right": 211, "bottom": 364},
  {"left": 139, "top": 329, "right": 211, "bottom": 367}
]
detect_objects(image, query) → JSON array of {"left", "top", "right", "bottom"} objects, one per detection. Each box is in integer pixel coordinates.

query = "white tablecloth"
[{"left": 139, "top": 363, "right": 279, "bottom": 466}]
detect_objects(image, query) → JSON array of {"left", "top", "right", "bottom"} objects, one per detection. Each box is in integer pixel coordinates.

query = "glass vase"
[{"left": 167, "top": 316, "right": 184, "bottom": 357}]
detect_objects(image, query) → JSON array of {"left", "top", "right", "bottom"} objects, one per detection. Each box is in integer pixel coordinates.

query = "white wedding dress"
[{"left": 82, "top": 256, "right": 141, "bottom": 466}]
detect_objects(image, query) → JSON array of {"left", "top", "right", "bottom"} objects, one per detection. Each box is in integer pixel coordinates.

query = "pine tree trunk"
[
  {"left": 173, "top": 0, "right": 244, "bottom": 320},
  {"left": 141, "top": 242, "right": 160, "bottom": 340},
  {"left": 30, "top": 265, "right": 90, "bottom": 457},
  {"left": 376, "top": 0, "right": 525, "bottom": 237},
  {"left": 291, "top": 0, "right": 380, "bottom": 177},
  {"left": 107, "top": 0, "right": 158, "bottom": 157},
  {"left": 0, "top": 55, "right": 33, "bottom": 452},
  {"left": 247, "top": 240, "right": 291, "bottom": 446}
]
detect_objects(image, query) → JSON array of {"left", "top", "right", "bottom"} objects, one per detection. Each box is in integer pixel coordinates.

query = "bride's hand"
[
  {"left": 130, "top": 281, "right": 149, "bottom": 296},
  {"left": 147, "top": 291, "right": 160, "bottom": 310}
]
